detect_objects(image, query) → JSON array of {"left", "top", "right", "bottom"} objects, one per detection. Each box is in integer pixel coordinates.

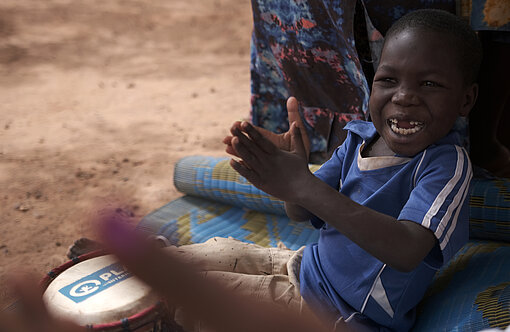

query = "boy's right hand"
[
  {"left": 223, "top": 97, "right": 310, "bottom": 161},
  {"left": 228, "top": 120, "right": 313, "bottom": 203}
]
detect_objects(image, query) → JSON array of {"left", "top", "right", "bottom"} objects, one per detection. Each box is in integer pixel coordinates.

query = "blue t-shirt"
[{"left": 300, "top": 120, "right": 472, "bottom": 331}]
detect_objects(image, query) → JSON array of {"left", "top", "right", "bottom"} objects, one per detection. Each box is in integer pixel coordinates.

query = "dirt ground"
[{"left": 0, "top": 0, "right": 252, "bottom": 308}]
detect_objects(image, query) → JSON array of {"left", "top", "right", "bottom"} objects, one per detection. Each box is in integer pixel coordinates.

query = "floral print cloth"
[{"left": 250, "top": 0, "right": 456, "bottom": 163}]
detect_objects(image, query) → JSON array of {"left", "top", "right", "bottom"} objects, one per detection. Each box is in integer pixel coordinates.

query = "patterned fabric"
[
  {"left": 469, "top": 177, "right": 510, "bottom": 242},
  {"left": 137, "top": 195, "right": 319, "bottom": 250},
  {"left": 250, "top": 0, "right": 456, "bottom": 163},
  {"left": 413, "top": 241, "right": 510, "bottom": 331}
]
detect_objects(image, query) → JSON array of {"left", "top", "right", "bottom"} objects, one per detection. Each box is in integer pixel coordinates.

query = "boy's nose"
[{"left": 391, "top": 88, "right": 420, "bottom": 106}]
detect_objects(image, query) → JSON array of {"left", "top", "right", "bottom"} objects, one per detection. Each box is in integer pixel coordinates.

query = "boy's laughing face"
[{"left": 369, "top": 29, "right": 477, "bottom": 157}]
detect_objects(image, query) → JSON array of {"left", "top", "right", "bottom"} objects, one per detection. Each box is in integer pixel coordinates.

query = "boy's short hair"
[{"left": 384, "top": 9, "right": 482, "bottom": 85}]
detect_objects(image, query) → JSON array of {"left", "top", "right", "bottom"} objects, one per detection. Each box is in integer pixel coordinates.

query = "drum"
[{"left": 42, "top": 250, "right": 171, "bottom": 331}]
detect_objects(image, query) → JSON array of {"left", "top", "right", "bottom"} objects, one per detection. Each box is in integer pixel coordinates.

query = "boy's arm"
[
  {"left": 284, "top": 202, "right": 314, "bottom": 222},
  {"left": 230, "top": 122, "right": 436, "bottom": 273},
  {"left": 295, "top": 173, "right": 437, "bottom": 272}
]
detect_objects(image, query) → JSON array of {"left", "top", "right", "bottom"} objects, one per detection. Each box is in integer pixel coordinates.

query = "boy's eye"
[
  {"left": 375, "top": 77, "right": 396, "bottom": 84},
  {"left": 422, "top": 81, "right": 440, "bottom": 87}
]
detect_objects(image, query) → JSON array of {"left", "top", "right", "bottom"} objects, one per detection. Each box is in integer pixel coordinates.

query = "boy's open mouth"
[{"left": 388, "top": 118, "right": 424, "bottom": 135}]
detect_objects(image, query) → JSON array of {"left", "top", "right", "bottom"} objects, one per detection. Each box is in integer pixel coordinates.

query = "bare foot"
[{"left": 66, "top": 238, "right": 104, "bottom": 259}]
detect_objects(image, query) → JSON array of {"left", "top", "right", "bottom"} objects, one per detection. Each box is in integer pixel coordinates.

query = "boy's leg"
[
  {"left": 174, "top": 271, "right": 307, "bottom": 332},
  {"left": 168, "top": 237, "right": 309, "bottom": 331},
  {"left": 165, "top": 237, "right": 295, "bottom": 275}
]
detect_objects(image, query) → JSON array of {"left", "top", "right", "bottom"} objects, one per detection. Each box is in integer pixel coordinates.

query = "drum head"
[{"left": 43, "top": 255, "right": 159, "bottom": 326}]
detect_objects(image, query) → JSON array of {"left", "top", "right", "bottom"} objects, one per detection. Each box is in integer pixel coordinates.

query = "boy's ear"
[{"left": 459, "top": 83, "right": 478, "bottom": 117}]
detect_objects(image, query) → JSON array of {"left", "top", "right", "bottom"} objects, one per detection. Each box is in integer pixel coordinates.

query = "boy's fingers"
[
  {"left": 229, "top": 121, "right": 243, "bottom": 136},
  {"left": 225, "top": 145, "right": 239, "bottom": 158},
  {"left": 223, "top": 135, "right": 241, "bottom": 157},
  {"left": 290, "top": 123, "right": 307, "bottom": 159},
  {"left": 240, "top": 122, "right": 279, "bottom": 154},
  {"left": 229, "top": 159, "right": 262, "bottom": 185},
  {"left": 286, "top": 96, "right": 299, "bottom": 122},
  {"left": 230, "top": 136, "right": 264, "bottom": 171},
  {"left": 230, "top": 121, "right": 290, "bottom": 152},
  {"left": 251, "top": 125, "right": 291, "bottom": 152},
  {"left": 286, "top": 96, "right": 311, "bottom": 159},
  {"left": 222, "top": 135, "right": 233, "bottom": 144},
  {"left": 231, "top": 123, "right": 264, "bottom": 156}
]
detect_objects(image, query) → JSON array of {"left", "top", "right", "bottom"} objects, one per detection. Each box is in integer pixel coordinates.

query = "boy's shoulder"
[
  {"left": 418, "top": 130, "right": 468, "bottom": 166},
  {"left": 343, "top": 120, "right": 376, "bottom": 141}
]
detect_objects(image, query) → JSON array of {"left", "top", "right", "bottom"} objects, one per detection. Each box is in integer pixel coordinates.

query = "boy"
[
  {"left": 225, "top": 8, "right": 480, "bottom": 331},
  {"left": 0, "top": 9, "right": 481, "bottom": 332}
]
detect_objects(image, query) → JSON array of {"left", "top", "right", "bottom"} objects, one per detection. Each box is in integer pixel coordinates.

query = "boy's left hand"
[
  {"left": 229, "top": 121, "right": 312, "bottom": 203},
  {"left": 223, "top": 97, "right": 311, "bottom": 161}
]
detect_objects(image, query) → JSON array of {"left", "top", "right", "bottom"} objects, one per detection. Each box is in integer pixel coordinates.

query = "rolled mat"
[{"left": 172, "top": 155, "right": 321, "bottom": 216}]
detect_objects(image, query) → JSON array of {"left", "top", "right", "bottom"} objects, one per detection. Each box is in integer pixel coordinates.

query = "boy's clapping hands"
[
  {"left": 223, "top": 96, "right": 311, "bottom": 160},
  {"left": 228, "top": 120, "right": 312, "bottom": 203}
]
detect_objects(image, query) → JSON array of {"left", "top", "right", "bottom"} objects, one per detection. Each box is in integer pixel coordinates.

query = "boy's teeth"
[
  {"left": 390, "top": 124, "right": 421, "bottom": 135},
  {"left": 389, "top": 119, "right": 423, "bottom": 135}
]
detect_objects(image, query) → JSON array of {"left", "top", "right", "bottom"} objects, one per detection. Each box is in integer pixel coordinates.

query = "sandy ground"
[{"left": 0, "top": 0, "right": 252, "bottom": 308}]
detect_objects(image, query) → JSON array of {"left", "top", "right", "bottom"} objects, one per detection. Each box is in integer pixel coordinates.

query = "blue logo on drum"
[{"left": 59, "top": 263, "right": 132, "bottom": 303}]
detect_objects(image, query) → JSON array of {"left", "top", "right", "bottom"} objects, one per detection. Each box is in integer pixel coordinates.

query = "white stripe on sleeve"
[
  {"left": 439, "top": 159, "right": 472, "bottom": 250},
  {"left": 413, "top": 150, "right": 427, "bottom": 188},
  {"left": 435, "top": 147, "right": 471, "bottom": 241},
  {"left": 421, "top": 146, "right": 465, "bottom": 229}
]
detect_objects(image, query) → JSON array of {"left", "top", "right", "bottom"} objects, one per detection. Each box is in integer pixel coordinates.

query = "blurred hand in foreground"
[
  {"left": 0, "top": 273, "right": 85, "bottom": 332},
  {"left": 0, "top": 210, "right": 329, "bottom": 332}
]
